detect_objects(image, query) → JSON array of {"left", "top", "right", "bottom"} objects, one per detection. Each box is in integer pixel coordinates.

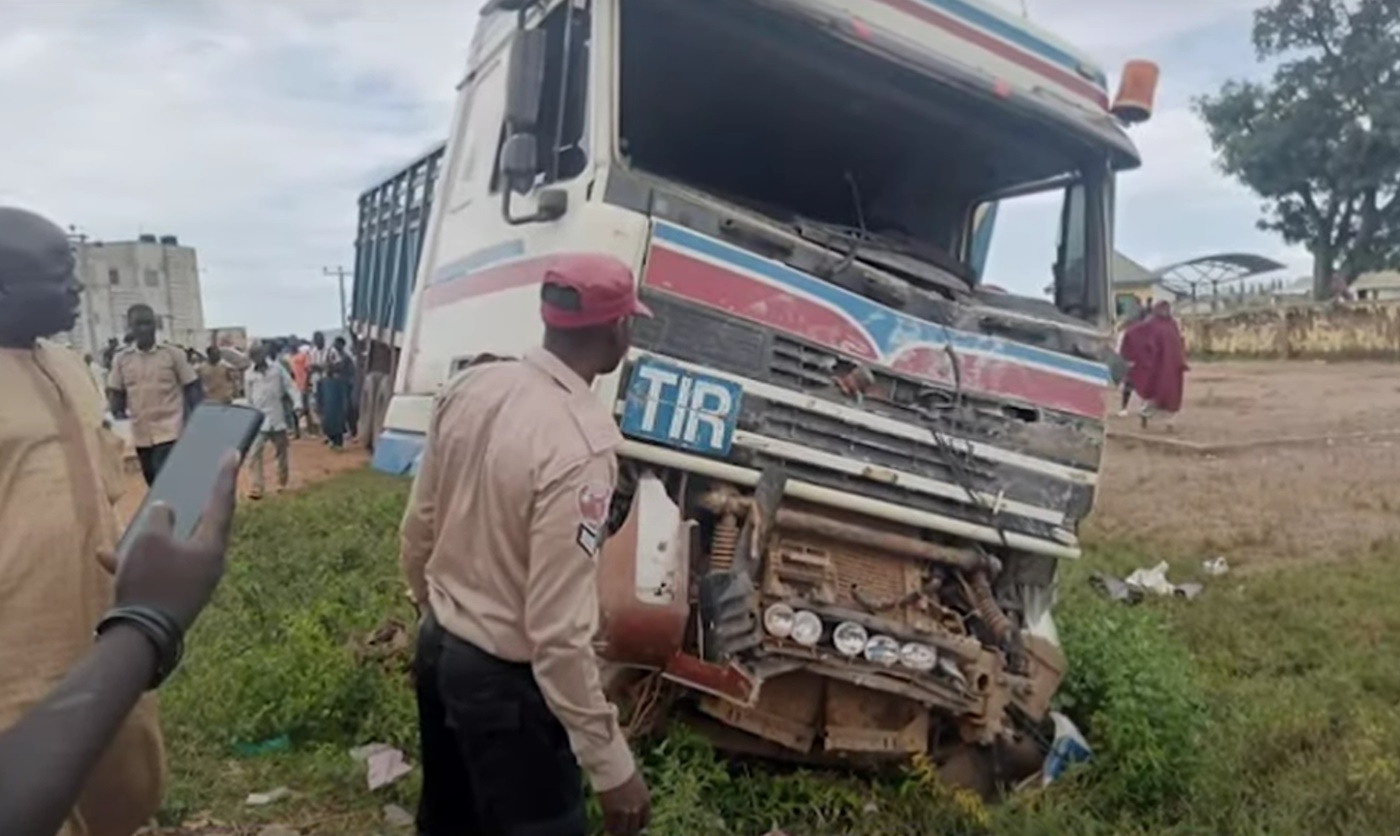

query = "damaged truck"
[{"left": 370, "top": 0, "right": 1157, "bottom": 790}]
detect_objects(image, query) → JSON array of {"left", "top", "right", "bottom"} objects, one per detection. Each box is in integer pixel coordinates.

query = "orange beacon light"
[{"left": 1111, "top": 60, "right": 1159, "bottom": 125}]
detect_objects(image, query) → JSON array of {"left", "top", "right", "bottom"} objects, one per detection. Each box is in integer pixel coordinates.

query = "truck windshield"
[{"left": 617, "top": 0, "right": 1099, "bottom": 291}]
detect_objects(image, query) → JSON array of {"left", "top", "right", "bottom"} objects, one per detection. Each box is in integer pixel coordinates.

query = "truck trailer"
[
  {"left": 351, "top": 142, "right": 448, "bottom": 374},
  {"left": 372, "top": 0, "right": 1156, "bottom": 790}
]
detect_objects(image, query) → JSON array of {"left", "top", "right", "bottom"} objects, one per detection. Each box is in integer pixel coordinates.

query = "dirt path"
[
  {"left": 116, "top": 437, "right": 370, "bottom": 524},
  {"left": 1090, "top": 361, "right": 1400, "bottom": 570}
]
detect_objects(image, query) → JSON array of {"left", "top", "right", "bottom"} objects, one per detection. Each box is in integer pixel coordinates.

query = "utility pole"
[{"left": 323, "top": 266, "right": 349, "bottom": 334}]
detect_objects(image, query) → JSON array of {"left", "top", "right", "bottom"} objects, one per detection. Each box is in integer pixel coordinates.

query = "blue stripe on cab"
[
  {"left": 911, "top": 0, "right": 1107, "bottom": 87},
  {"left": 651, "top": 222, "right": 1108, "bottom": 383},
  {"left": 428, "top": 239, "right": 526, "bottom": 287}
]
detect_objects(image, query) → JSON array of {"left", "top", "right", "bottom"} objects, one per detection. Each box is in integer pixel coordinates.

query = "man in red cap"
[{"left": 400, "top": 253, "right": 652, "bottom": 836}]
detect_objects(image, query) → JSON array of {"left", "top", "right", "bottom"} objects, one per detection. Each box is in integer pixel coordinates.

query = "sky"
[
  {"left": 979, "top": 0, "right": 1311, "bottom": 294},
  {"left": 0, "top": 0, "right": 1307, "bottom": 334}
]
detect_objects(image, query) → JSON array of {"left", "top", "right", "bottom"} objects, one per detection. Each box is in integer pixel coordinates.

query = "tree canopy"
[{"left": 1194, "top": 0, "right": 1400, "bottom": 297}]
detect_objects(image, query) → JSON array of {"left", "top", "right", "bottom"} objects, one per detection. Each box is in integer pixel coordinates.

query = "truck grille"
[{"left": 630, "top": 292, "right": 1097, "bottom": 537}]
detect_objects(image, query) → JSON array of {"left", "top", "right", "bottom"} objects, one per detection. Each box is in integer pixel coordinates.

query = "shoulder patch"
[{"left": 576, "top": 482, "right": 612, "bottom": 530}]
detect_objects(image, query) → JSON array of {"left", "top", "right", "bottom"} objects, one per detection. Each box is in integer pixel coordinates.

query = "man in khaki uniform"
[
  {"left": 0, "top": 207, "right": 166, "bottom": 836},
  {"left": 107, "top": 303, "right": 200, "bottom": 485},
  {"left": 401, "top": 254, "right": 653, "bottom": 836},
  {"left": 198, "top": 345, "right": 240, "bottom": 405}
]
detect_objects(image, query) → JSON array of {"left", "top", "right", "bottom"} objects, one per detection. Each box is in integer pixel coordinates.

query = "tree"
[{"left": 1194, "top": 0, "right": 1400, "bottom": 298}]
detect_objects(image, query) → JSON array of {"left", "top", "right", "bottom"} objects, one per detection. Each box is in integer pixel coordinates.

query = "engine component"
[
  {"left": 710, "top": 512, "right": 739, "bottom": 573},
  {"left": 701, "top": 489, "right": 999, "bottom": 575},
  {"left": 698, "top": 571, "right": 762, "bottom": 662},
  {"left": 969, "top": 570, "right": 1013, "bottom": 643}
]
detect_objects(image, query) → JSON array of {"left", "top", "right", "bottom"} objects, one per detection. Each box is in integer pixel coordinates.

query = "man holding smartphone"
[
  {"left": 400, "top": 255, "right": 653, "bottom": 836},
  {"left": 107, "top": 304, "right": 202, "bottom": 486},
  {"left": 0, "top": 207, "right": 166, "bottom": 836}
]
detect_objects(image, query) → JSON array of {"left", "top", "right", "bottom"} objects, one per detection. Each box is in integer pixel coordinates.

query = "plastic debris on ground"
[
  {"left": 351, "top": 742, "right": 414, "bottom": 790},
  {"left": 244, "top": 786, "right": 293, "bottom": 806},
  {"left": 232, "top": 734, "right": 291, "bottom": 757},
  {"left": 1092, "top": 561, "right": 1208, "bottom": 603},
  {"left": 1042, "top": 711, "right": 1092, "bottom": 785},
  {"left": 383, "top": 804, "right": 415, "bottom": 829},
  {"left": 1124, "top": 561, "right": 1177, "bottom": 596},
  {"left": 1089, "top": 571, "right": 1142, "bottom": 604}
]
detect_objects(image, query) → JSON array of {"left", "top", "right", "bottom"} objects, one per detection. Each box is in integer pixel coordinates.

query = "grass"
[{"left": 156, "top": 471, "right": 1400, "bottom": 834}]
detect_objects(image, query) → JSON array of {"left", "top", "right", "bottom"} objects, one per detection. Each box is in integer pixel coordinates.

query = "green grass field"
[{"left": 155, "top": 470, "right": 1400, "bottom": 835}]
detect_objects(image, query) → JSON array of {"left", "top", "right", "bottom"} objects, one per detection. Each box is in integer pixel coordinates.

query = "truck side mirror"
[
  {"left": 499, "top": 133, "right": 568, "bottom": 225},
  {"left": 536, "top": 188, "right": 568, "bottom": 221},
  {"left": 504, "top": 28, "right": 548, "bottom": 132},
  {"left": 500, "top": 133, "right": 538, "bottom": 195}
]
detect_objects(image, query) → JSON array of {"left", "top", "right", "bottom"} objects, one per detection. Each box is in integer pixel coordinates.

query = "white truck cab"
[{"left": 377, "top": 0, "right": 1155, "bottom": 788}]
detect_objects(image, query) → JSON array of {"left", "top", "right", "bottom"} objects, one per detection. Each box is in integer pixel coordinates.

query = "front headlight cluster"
[{"left": 763, "top": 604, "right": 938, "bottom": 672}]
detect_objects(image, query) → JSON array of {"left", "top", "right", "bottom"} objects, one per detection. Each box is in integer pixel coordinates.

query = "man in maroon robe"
[{"left": 1124, "top": 301, "right": 1188, "bottom": 429}]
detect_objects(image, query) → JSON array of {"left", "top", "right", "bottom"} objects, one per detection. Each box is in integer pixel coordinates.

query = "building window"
[
  {"left": 108, "top": 268, "right": 120, "bottom": 285},
  {"left": 143, "top": 268, "right": 160, "bottom": 287}
]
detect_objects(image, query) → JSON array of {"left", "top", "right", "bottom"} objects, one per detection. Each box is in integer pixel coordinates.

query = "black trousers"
[
  {"left": 414, "top": 613, "right": 587, "bottom": 836},
  {"left": 135, "top": 441, "right": 175, "bottom": 486}
]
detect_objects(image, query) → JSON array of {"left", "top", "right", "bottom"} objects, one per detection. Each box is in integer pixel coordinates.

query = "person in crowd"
[
  {"left": 244, "top": 344, "right": 302, "bottom": 499},
  {"left": 0, "top": 452, "right": 238, "bottom": 836},
  {"left": 317, "top": 335, "right": 353, "bottom": 450},
  {"left": 1115, "top": 301, "right": 1153, "bottom": 417},
  {"left": 277, "top": 341, "right": 303, "bottom": 439},
  {"left": 400, "top": 255, "right": 653, "bottom": 836},
  {"left": 360, "top": 348, "right": 393, "bottom": 455},
  {"left": 107, "top": 304, "right": 201, "bottom": 486},
  {"left": 290, "top": 342, "right": 317, "bottom": 437},
  {"left": 308, "top": 331, "right": 329, "bottom": 418},
  {"left": 198, "top": 345, "right": 239, "bottom": 405},
  {"left": 1126, "top": 300, "right": 1190, "bottom": 430},
  {"left": 348, "top": 334, "right": 365, "bottom": 440},
  {"left": 84, "top": 353, "right": 106, "bottom": 395},
  {"left": 0, "top": 206, "right": 167, "bottom": 836},
  {"left": 101, "top": 337, "right": 119, "bottom": 371}
]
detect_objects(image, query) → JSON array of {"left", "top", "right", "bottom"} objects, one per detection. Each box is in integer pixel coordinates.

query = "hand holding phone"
[
  {"left": 115, "top": 404, "right": 264, "bottom": 563},
  {"left": 115, "top": 452, "right": 239, "bottom": 630}
]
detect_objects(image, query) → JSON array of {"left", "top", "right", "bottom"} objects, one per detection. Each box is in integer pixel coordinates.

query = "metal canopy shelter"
[{"left": 1152, "top": 253, "right": 1288, "bottom": 297}]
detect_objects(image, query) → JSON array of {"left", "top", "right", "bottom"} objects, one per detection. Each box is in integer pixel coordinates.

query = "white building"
[
  {"left": 66, "top": 234, "right": 206, "bottom": 356},
  {"left": 1352, "top": 270, "right": 1400, "bottom": 301}
]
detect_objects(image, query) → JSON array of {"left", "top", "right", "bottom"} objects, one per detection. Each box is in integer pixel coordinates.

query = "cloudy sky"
[{"left": 0, "top": 0, "right": 1302, "bottom": 334}]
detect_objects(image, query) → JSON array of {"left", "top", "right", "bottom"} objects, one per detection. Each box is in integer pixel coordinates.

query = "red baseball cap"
[{"left": 539, "top": 253, "right": 652, "bottom": 329}]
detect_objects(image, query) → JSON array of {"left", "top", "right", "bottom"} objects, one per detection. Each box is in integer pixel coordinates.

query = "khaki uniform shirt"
[
  {"left": 400, "top": 348, "right": 634, "bottom": 792},
  {"left": 0, "top": 341, "right": 165, "bottom": 836},
  {"left": 107, "top": 344, "right": 197, "bottom": 448},
  {"left": 198, "top": 361, "right": 239, "bottom": 404}
]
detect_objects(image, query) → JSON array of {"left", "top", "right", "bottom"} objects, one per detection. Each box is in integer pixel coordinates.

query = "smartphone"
[{"left": 115, "top": 403, "right": 265, "bottom": 560}]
